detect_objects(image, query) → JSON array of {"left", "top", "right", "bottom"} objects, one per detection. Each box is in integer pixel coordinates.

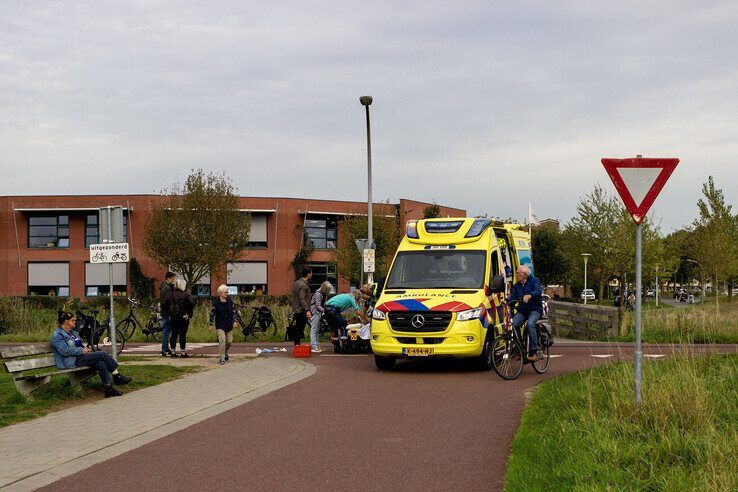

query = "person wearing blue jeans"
[
  {"left": 159, "top": 271, "right": 176, "bottom": 356},
  {"left": 51, "top": 311, "right": 132, "bottom": 397},
  {"left": 506, "top": 265, "right": 543, "bottom": 362}
]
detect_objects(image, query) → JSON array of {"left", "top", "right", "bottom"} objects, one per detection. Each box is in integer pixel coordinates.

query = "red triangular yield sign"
[{"left": 601, "top": 157, "right": 679, "bottom": 224}]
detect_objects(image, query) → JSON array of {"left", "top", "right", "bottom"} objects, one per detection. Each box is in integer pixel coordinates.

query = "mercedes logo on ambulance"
[{"left": 411, "top": 314, "right": 425, "bottom": 328}]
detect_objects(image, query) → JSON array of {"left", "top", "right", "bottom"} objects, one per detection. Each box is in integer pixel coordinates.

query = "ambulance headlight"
[
  {"left": 465, "top": 218, "right": 492, "bottom": 238},
  {"left": 456, "top": 307, "right": 484, "bottom": 321},
  {"left": 372, "top": 308, "right": 386, "bottom": 320},
  {"left": 406, "top": 220, "right": 419, "bottom": 239}
]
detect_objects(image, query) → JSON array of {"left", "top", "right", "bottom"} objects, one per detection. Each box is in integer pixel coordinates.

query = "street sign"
[
  {"left": 89, "top": 243, "right": 130, "bottom": 263},
  {"left": 99, "top": 206, "right": 125, "bottom": 242},
  {"left": 363, "top": 248, "right": 376, "bottom": 273},
  {"left": 602, "top": 155, "right": 679, "bottom": 407},
  {"left": 601, "top": 157, "right": 679, "bottom": 224}
]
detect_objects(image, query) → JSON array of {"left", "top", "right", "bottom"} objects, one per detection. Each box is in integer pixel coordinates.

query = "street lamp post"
[
  {"left": 359, "top": 95, "right": 374, "bottom": 285},
  {"left": 581, "top": 253, "right": 591, "bottom": 305}
]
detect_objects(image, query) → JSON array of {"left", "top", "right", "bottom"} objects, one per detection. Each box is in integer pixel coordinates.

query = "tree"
[
  {"left": 333, "top": 209, "right": 401, "bottom": 286},
  {"left": 692, "top": 176, "right": 738, "bottom": 308},
  {"left": 289, "top": 225, "right": 314, "bottom": 280},
  {"left": 129, "top": 257, "right": 154, "bottom": 301},
  {"left": 423, "top": 203, "right": 441, "bottom": 219},
  {"left": 563, "top": 184, "right": 619, "bottom": 302},
  {"left": 143, "top": 170, "right": 251, "bottom": 289},
  {"left": 531, "top": 223, "right": 569, "bottom": 288}
]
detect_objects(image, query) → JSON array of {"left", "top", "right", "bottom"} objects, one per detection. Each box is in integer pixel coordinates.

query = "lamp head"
[{"left": 359, "top": 96, "right": 373, "bottom": 106}]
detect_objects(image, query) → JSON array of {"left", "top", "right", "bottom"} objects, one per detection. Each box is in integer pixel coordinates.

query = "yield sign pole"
[{"left": 602, "top": 156, "right": 679, "bottom": 406}]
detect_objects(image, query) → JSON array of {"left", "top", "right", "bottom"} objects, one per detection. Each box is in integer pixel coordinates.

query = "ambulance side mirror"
[{"left": 490, "top": 275, "right": 505, "bottom": 293}]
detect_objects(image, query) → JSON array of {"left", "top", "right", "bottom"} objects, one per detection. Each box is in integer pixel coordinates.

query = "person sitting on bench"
[{"left": 51, "top": 311, "right": 132, "bottom": 398}]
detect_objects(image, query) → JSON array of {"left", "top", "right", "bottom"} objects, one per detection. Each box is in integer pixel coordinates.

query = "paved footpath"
[{"left": 0, "top": 357, "right": 315, "bottom": 491}]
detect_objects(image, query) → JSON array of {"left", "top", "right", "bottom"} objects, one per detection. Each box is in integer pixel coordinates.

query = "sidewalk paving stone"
[{"left": 0, "top": 356, "right": 314, "bottom": 491}]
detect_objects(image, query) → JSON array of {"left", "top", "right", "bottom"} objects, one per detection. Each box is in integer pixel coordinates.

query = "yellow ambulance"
[{"left": 370, "top": 217, "right": 533, "bottom": 370}]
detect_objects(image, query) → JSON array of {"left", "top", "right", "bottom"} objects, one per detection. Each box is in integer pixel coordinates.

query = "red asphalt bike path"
[{"left": 41, "top": 342, "right": 736, "bottom": 492}]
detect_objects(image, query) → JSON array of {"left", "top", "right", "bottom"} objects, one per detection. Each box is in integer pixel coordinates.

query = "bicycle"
[
  {"left": 116, "top": 297, "right": 163, "bottom": 341},
  {"left": 75, "top": 307, "right": 126, "bottom": 356},
  {"left": 91, "top": 251, "right": 107, "bottom": 262},
  {"left": 491, "top": 300, "right": 552, "bottom": 380},
  {"left": 237, "top": 306, "right": 278, "bottom": 341}
]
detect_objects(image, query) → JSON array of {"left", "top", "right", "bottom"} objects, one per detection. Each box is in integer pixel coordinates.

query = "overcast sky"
[{"left": 2, "top": 1, "right": 736, "bottom": 232}]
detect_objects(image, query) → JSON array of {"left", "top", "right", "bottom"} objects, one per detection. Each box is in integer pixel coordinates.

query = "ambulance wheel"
[
  {"left": 476, "top": 333, "right": 494, "bottom": 371},
  {"left": 374, "top": 355, "right": 395, "bottom": 370}
]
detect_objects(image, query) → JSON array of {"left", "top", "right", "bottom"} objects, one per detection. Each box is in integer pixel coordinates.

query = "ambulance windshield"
[{"left": 386, "top": 250, "right": 486, "bottom": 289}]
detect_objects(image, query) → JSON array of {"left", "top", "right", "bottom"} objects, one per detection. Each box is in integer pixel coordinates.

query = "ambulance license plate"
[{"left": 404, "top": 347, "right": 434, "bottom": 356}]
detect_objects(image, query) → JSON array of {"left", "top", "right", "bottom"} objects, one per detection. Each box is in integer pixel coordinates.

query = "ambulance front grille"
[{"left": 388, "top": 311, "right": 452, "bottom": 332}]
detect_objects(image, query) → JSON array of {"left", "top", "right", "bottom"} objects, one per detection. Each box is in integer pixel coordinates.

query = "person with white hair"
[
  {"left": 209, "top": 284, "right": 238, "bottom": 364},
  {"left": 163, "top": 278, "right": 196, "bottom": 357},
  {"left": 504, "top": 265, "right": 543, "bottom": 362},
  {"left": 308, "top": 281, "right": 333, "bottom": 353}
]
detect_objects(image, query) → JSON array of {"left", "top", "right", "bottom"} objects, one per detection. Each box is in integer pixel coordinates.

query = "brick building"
[{"left": 0, "top": 195, "right": 464, "bottom": 298}]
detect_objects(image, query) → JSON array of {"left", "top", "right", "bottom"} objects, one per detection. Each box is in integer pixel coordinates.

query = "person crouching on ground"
[
  {"left": 324, "top": 290, "right": 366, "bottom": 340},
  {"left": 165, "top": 279, "right": 196, "bottom": 357},
  {"left": 51, "top": 311, "right": 131, "bottom": 397},
  {"left": 209, "top": 284, "right": 238, "bottom": 365},
  {"left": 308, "top": 281, "right": 332, "bottom": 353}
]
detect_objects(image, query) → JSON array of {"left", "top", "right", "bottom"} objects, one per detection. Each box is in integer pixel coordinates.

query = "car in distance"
[{"left": 580, "top": 289, "right": 595, "bottom": 301}]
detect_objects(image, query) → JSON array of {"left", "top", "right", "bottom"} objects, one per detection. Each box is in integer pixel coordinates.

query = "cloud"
[{"left": 1, "top": 1, "right": 736, "bottom": 231}]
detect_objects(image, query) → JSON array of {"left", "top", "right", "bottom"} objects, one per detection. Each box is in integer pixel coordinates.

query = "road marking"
[
  {"left": 591, "top": 354, "right": 614, "bottom": 358},
  {"left": 644, "top": 354, "right": 666, "bottom": 358},
  {"left": 548, "top": 354, "right": 564, "bottom": 358}
]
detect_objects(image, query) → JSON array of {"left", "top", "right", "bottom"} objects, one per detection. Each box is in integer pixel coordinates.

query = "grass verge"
[
  {"left": 0, "top": 364, "right": 201, "bottom": 428},
  {"left": 505, "top": 354, "right": 738, "bottom": 491}
]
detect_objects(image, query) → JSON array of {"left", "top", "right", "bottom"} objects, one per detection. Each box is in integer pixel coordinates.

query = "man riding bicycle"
[{"left": 505, "top": 265, "right": 543, "bottom": 362}]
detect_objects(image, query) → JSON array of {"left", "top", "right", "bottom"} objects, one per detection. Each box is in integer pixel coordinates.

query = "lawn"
[
  {"left": 505, "top": 354, "right": 738, "bottom": 491},
  {"left": 0, "top": 364, "right": 201, "bottom": 428}
]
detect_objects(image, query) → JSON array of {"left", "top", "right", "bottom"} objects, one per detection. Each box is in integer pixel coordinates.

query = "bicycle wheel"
[
  {"left": 491, "top": 333, "right": 524, "bottom": 380},
  {"left": 116, "top": 318, "right": 136, "bottom": 341},
  {"left": 254, "top": 319, "right": 278, "bottom": 341},
  {"left": 531, "top": 344, "right": 550, "bottom": 374},
  {"left": 93, "top": 327, "right": 126, "bottom": 356}
]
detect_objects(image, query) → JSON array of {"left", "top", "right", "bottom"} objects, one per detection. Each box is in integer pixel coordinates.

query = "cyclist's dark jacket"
[
  {"left": 506, "top": 276, "right": 543, "bottom": 316},
  {"left": 209, "top": 297, "right": 237, "bottom": 332}
]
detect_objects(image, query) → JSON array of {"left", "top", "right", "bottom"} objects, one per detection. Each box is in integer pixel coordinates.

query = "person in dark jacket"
[
  {"left": 164, "top": 278, "right": 196, "bottom": 357},
  {"left": 51, "top": 311, "right": 131, "bottom": 397},
  {"left": 209, "top": 284, "right": 238, "bottom": 364},
  {"left": 159, "top": 271, "right": 176, "bottom": 357},
  {"left": 505, "top": 265, "right": 543, "bottom": 362},
  {"left": 289, "top": 267, "right": 312, "bottom": 346}
]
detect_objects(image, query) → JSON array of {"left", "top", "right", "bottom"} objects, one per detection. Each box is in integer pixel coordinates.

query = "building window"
[
  {"left": 307, "top": 262, "right": 337, "bottom": 294},
  {"left": 28, "top": 216, "right": 69, "bottom": 248},
  {"left": 227, "top": 262, "right": 268, "bottom": 295},
  {"left": 28, "top": 262, "right": 70, "bottom": 296},
  {"left": 85, "top": 262, "right": 127, "bottom": 297},
  {"left": 86, "top": 213, "right": 127, "bottom": 247},
  {"left": 246, "top": 214, "right": 268, "bottom": 248},
  {"left": 304, "top": 216, "right": 338, "bottom": 249}
]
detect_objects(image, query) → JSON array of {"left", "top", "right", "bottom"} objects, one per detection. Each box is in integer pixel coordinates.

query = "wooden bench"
[{"left": 1, "top": 343, "right": 97, "bottom": 399}]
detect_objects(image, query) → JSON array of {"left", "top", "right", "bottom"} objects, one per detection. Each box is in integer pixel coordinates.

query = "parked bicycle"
[
  {"left": 75, "top": 307, "right": 126, "bottom": 356},
  {"left": 116, "top": 297, "right": 163, "bottom": 341},
  {"left": 237, "top": 306, "right": 278, "bottom": 341},
  {"left": 491, "top": 300, "right": 553, "bottom": 380}
]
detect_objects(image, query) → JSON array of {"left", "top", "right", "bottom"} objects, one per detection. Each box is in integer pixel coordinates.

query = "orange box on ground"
[{"left": 293, "top": 345, "right": 311, "bottom": 358}]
